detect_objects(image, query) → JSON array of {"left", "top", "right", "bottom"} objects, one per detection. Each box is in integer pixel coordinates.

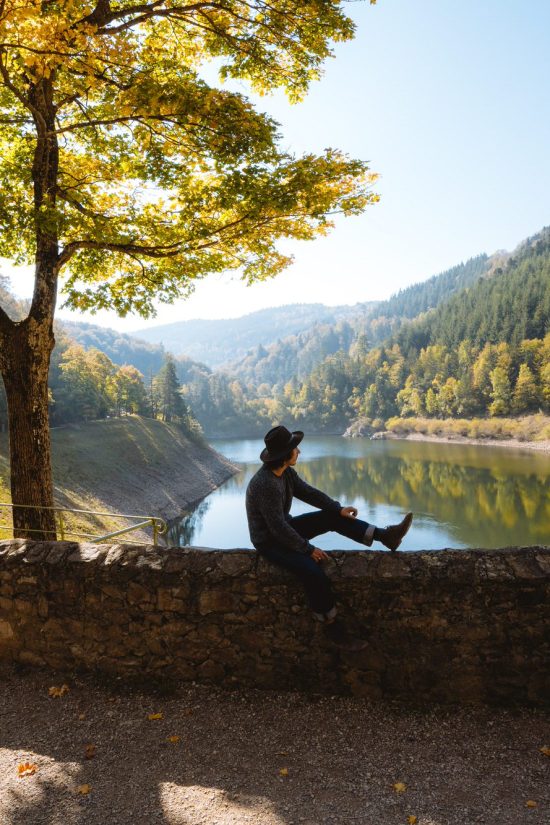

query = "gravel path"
[{"left": 1, "top": 663, "right": 548, "bottom": 825}]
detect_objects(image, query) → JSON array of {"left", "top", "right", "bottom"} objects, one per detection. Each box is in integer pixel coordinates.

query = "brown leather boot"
[{"left": 380, "top": 512, "right": 413, "bottom": 552}]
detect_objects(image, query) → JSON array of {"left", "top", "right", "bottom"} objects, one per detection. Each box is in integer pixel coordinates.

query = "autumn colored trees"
[{"left": 0, "top": 0, "right": 376, "bottom": 536}]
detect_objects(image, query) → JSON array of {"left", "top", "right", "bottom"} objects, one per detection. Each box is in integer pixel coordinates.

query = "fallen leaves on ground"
[
  {"left": 48, "top": 684, "right": 69, "bottom": 698},
  {"left": 393, "top": 782, "right": 407, "bottom": 793},
  {"left": 166, "top": 736, "right": 180, "bottom": 744},
  {"left": 525, "top": 800, "right": 538, "bottom": 808},
  {"left": 540, "top": 745, "right": 550, "bottom": 757},
  {"left": 148, "top": 713, "right": 163, "bottom": 720},
  {"left": 77, "top": 784, "right": 92, "bottom": 795},
  {"left": 279, "top": 768, "right": 289, "bottom": 777},
  {"left": 85, "top": 744, "right": 96, "bottom": 759},
  {"left": 18, "top": 762, "right": 37, "bottom": 778},
  {"left": 407, "top": 817, "right": 418, "bottom": 825}
]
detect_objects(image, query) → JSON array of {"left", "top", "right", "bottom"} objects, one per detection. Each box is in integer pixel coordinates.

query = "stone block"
[
  {"left": 18, "top": 650, "right": 46, "bottom": 666},
  {"left": 337, "top": 554, "right": 373, "bottom": 578},
  {"left": 14, "top": 598, "right": 35, "bottom": 613},
  {"left": 104, "top": 545, "right": 128, "bottom": 566},
  {"left": 198, "top": 658, "right": 225, "bottom": 680},
  {"left": 100, "top": 584, "right": 124, "bottom": 601},
  {"left": 41, "top": 618, "right": 69, "bottom": 639},
  {"left": 127, "top": 581, "right": 152, "bottom": 605},
  {"left": 135, "top": 551, "right": 165, "bottom": 572},
  {"left": 198, "top": 589, "right": 236, "bottom": 615},
  {"left": 17, "top": 575, "right": 38, "bottom": 586},
  {"left": 63, "top": 579, "right": 80, "bottom": 599},
  {"left": 145, "top": 637, "right": 165, "bottom": 655},
  {"left": 157, "top": 587, "right": 186, "bottom": 612},
  {"left": 162, "top": 555, "right": 189, "bottom": 574},
  {"left": 157, "top": 619, "right": 191, "bottom": 636},
  {"left": 45, "top": 543, "right": 75, "bottom": 564},
  {"left": 218, "top": 552, "right": 255, "bottom": 577},
  {"left": 243, "top": 605, "right": 274, "bottom": 625},
  {"left": 0, "top": 620, "right": 14, "bottom": 639},
  {"left": 507, "top": 554, "right": 546, "bottom": 580}
]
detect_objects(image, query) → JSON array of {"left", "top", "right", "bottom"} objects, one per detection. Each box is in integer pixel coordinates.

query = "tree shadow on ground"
[{"left": 1, "top": 663, "right": 549, "bottom": 825}]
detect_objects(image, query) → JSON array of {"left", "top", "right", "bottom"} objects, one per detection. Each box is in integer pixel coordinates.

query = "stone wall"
[{"left": 0, "top": 540, "right": 548, "bottom": 705}]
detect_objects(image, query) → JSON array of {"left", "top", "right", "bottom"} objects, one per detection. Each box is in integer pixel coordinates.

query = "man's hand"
[
  {"left": 311, "top": 547, "right": 329, "bottom": 563},
  {"left": 340, "top": 506, "right": 358, "bottom": 518}
]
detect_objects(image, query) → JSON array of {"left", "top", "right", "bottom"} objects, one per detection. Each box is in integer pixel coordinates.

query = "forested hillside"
[
  {"left": 132, "top": 302, "right": 376, "bottom": 368},
  {"left": 226, "top": 254, "right": 490, "bottom": 388},
  {"left": 396, "top": 232, "right": 550, "bottom": 353},
  {"left": 2, "top": 227, "right": 547, "bottom": 441},
  {"left": 60, "top": 321, "right": 168, "bottom": 378},
  {"left": 60, "top": 320, "right": 212, "bottom": 386},
  {"left": 0, "top": 285, "right": 204, "bottom": 439},
  {"left": 266, "top": 231, "right": 550, "bottom": 432},
  {"left": 180, "top": 230, "right": 549, "bottom": 436}
]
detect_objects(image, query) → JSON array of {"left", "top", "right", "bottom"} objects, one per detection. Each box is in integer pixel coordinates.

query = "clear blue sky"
[{"left": 7, "top": 0, "right": 550, "bottom": 331}]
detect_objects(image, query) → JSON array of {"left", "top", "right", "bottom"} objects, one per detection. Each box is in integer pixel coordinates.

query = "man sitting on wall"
[{"left": 245, "top": 426, "right": 413, "bottom": 646}]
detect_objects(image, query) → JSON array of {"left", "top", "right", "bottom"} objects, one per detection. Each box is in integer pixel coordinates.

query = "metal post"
[{"left": 57, "top": 510, "right": 65, "bottom": 540}]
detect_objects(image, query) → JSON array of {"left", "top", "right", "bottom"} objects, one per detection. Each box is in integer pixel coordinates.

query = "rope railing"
[{"left": 0, "top": 502, "right": 167, "bottom": 546}]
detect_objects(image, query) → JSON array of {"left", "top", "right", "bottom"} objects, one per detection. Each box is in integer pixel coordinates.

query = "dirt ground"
[{"left": 0, "top": 663, "right": 548, "bottom": 825}]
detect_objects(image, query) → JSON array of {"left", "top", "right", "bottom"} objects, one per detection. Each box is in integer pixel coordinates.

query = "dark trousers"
[{"left": 256, "top": 510, "right": 370, "bottom": 615}]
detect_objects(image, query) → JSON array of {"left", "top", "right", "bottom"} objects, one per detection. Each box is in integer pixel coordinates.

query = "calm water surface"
[{"left": 165, "top": 436, "right": 550, "bottom": 551}]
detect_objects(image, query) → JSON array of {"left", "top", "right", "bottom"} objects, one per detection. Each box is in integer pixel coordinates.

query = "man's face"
[{"left": 289, "top": 447, "right": 300, "bottom": 465}]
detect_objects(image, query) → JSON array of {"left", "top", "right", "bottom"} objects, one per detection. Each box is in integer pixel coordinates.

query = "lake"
[{"left": 165, "top": 436, "right": 550, "bottom": 551}]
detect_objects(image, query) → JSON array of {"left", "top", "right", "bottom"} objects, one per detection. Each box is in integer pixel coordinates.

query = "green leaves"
[{"left": 0, "top": 1, "right": 378, "bottom": 316}]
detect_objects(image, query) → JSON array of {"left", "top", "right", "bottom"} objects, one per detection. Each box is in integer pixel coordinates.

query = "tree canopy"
[
  {"left": 0, "top": 0, "right": 377, "bottom": 317},
  {"left": 0, "top": 0, "right": 378, "bottom": 538}
]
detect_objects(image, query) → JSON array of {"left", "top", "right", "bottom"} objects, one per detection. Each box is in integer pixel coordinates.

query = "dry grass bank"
[
  {"left": 0, "top": 417, "right": 237, "bottom": 542},
  {"left": 385, "top": 414, "right": 550, "bottom": 452}
]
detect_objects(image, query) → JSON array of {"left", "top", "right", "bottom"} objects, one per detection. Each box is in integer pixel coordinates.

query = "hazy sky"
[{"left": 6, "top": 0, "right": 550, "bottom": 332}]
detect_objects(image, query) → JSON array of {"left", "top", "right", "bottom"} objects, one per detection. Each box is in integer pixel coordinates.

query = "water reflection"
[
  {"left": 165, "top": 438, "right": 550, "bottom": 551},
  {"left": 165, "top": 499, "right": 210, "bottom": 547}
]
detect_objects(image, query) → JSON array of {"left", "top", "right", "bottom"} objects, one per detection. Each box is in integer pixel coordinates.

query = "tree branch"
[
  {"left": 56, "top": 187, "right": 113, "bottom": 220},
  {"left": 0, "top": 48, "right": 46, "bottom": 130}
]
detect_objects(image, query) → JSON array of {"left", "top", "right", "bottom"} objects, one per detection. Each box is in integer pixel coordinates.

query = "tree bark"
[
  {"left": 0, "top": 74, "right": 60, "bottom": 540},
  {"left": 0, "top": 316, "right": 56, "bottom": 539}
]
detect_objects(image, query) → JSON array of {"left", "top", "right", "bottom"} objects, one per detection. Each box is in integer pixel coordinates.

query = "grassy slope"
[
  {"left": 385, "top": 414, "right": 550, "bottom": 442},
  {"left": 0, "top": 417, "right": 237, "bottom": 542}
]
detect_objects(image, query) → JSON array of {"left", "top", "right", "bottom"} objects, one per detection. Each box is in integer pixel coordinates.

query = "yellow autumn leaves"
[
  {"left": 48, "top": 683, "right": 69, "bottom": 698},
  {"left": 16, "top": 687, "right": 186, "bottom": 797},
  {"left": 17, "top": 762, "right": 37, "bottom": 777},
  {"left": 1, "top": 0, "right": 134, "bottom": 85}
]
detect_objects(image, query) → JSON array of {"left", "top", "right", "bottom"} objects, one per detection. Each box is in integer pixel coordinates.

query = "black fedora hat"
[{"left": 260, "top": 425, "right": 304, "bottom": 463}]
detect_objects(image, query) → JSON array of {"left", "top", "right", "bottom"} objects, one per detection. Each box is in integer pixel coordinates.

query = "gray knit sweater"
[{"left": 245, "top": 464, "right": 342, "bottom": 554}]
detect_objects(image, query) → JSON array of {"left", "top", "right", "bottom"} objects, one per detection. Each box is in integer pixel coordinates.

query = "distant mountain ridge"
[
  {"left": 224, "top": 254, "right": 491, "bottom": 388},
  {"left": 131, "top": 302, "right": 378, "bottom": 368}
]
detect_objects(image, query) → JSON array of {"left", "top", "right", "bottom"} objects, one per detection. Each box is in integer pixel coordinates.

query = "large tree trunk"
[
  {"left": 0, "top": 75, "right": 62, "bottom": 539},
  {"left": 0, "top": 316, "right": 56, "bottom": 539}
]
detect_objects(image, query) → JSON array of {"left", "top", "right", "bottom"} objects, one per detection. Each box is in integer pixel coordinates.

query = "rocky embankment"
[{"left": 50, "top": 417, "right": 239, "bottom": 521}]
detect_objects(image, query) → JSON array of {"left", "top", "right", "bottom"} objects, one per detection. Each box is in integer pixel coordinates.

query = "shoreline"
[
  {"left": 0, "top": 418, "right": 240, "bottom": 542},
  {"left": 378, "top": 430, "right": 550, "bottom": 454}
]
